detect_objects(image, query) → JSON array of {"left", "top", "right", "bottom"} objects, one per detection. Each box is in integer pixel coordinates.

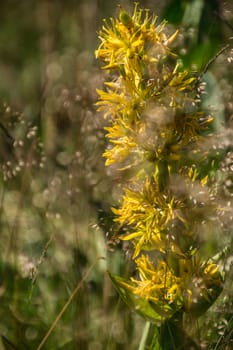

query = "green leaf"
[{"left": 108, "top": 271, "right": 175, "bottom": 323}]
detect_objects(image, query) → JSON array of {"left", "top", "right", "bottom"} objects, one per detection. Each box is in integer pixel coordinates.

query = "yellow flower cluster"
[
  {"left": 112, "top": 179, "right": 185, "bottom": 258},
  {"left": 96, "top": 4, "right": 223, "bottom": 321},
  {"left": 131, "top": 256, "right": 183, "bottom": 304},
  {"left": 96, "top": 4, "right": 212, "bottom": 171}
]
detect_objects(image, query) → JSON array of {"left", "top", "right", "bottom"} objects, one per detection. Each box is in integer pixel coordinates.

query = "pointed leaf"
[{"left": 108, "top": 271, "right": 176, "bottom": 323}]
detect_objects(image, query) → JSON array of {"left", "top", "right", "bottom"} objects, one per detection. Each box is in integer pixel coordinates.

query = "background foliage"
[{"left": 0, "top": 0, "right": 232, "bottom": 349}]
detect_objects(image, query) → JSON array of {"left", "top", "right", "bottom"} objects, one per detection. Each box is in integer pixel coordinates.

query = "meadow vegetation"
[{"left": 0, "top": 1, "right": 232, "bottom": 349}]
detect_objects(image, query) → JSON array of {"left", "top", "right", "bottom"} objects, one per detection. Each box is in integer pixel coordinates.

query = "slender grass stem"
[{"left": 36, "top": 257, "right": 104, "bottom": 350}]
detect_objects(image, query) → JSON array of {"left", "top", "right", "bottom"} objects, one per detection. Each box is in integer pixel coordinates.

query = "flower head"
[
  {"left": 131, "top": 255, "right": 183, "bottom": 305},
  {"left": 113, "top": 178, "right": 185, "bottom": 257}
]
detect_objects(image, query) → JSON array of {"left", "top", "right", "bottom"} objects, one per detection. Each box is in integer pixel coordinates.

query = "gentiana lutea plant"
[{"left": 96, "top": 4, "right": 226, "bottom": 348}]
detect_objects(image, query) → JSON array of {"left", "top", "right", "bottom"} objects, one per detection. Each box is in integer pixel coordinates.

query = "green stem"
[
  {"left": 159, "top": 312, "right": 201, "bottom": 350},
  {"left": 138, "top": 321, "right": 161, "bottom": 350},
  {"left": 138, "top": 321, "right": 151, "bottom": 350}
]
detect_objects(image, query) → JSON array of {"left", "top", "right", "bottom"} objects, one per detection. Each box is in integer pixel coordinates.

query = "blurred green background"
[{"left": 0, "top": 0, "right": 232, "bottom": 349}]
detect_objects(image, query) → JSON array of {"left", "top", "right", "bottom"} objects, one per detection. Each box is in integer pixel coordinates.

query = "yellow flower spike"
[{"left": 96, "top": 4, "right": 220, "bottom": 326}]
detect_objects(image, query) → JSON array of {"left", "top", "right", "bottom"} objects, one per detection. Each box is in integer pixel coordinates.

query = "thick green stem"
[{"left": 159, "top": 312, "right": 200, "bottom": 350}]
